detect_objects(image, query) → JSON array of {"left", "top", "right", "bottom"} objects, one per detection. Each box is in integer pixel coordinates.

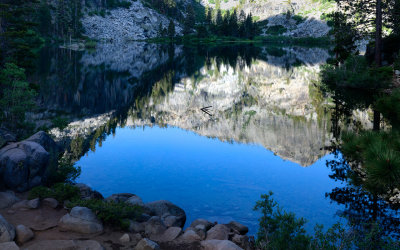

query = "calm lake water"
[{"left": 36, "top": 42, "right": 373, "bottom": 235}]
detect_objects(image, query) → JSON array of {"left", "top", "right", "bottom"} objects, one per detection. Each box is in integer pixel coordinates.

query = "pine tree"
[
  {"left": 229, "top": 10, "right": 238, "bottom": 37},
  {"left": 158, "top": 22, "right": 164, "bottom": 37},
  {"left": 215, "top": 9, "right": 223, "bottom": 35},
  {"left": 205, "top": 7, "right": 212, "bottom": 25},
  {"left": 183, "top": 5, "right": 195, "bottom": 35},
  {"left": 168, "top": 19, "right": 175, "bottom": 40}
]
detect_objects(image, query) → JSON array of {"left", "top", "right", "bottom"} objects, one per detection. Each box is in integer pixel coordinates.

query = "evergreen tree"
[
  {"left": 229, "top": 10, "right": 238, "bottom": 37},
  {"left": 205, "top": 7, "right": 212, "bottom": 25},
  {"left": 158, "top": 22, "right": 164, "bottom": 37},
  {"left": 168, "top": 19, "right": 175, "bottom": 39},
  {"left": 215, "top": 9, "right": 223, "bottom": 35},
  {"left": 183, "top": 5, "right": 195, "bottom": 35}
]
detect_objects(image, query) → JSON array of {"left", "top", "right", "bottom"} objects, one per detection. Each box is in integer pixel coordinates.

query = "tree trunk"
[{"left": 375, "top": 0, "right": 382, "bottom": 67}]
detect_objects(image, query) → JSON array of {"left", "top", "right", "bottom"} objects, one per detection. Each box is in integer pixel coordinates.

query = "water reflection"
[{"left": 34, "top": 42, "right": 400, "bottom": 236}]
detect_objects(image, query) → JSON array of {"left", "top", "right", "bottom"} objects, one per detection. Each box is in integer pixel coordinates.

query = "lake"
[{"left": 35, "top": 42, "right": 370, "bottom": 235}]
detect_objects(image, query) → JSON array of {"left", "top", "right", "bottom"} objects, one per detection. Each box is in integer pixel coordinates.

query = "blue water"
[{"left": 76, "top": 125, "right": 343, "bottom": 235}]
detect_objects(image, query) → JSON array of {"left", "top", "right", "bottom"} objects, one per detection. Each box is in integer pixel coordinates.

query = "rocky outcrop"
[
  {"left": 0, "top": 214, "right": 15, "bottom": 243},
  {"left": 0, "top": 241, "right": 19, "bottom": 250},
  {"left": 58, "top": 207, "right": 103, "bottom": 234},
  {"left": 144, "top": 200, "right": 186, "bottom": 228},
  {"left": 135, "top": 238, "right": 160, "bottom": 250},
  {"left": 82, "top": 0, "right": 183, "bottom": 42},
  {"left": 0, "top": 192, "right": 20, "bottom": 209},
  {"left": 0, "top": 131, "right": 57, "bottom": 192},
  {"left": 15, "top": 224, "right": 34, "bottom": 244}
]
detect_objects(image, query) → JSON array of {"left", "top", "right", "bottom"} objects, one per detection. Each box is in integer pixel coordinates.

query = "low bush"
[
  {"left": 28, "top": 183, "right": 80, "bottom": 202},
  {"left": 66, "top": 199, "right": 143, "bottom": 229}
]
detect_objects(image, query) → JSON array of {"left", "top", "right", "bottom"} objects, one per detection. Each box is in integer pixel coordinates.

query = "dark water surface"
[{"left": 36, "top": 42, "right": 395, "bottom": 236}]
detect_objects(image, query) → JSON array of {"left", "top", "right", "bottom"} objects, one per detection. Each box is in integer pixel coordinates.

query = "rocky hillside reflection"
[
  {"left": 44, "top": 43, "right": 334, "bottom": 166},
  {"left": 126, "top": 47, "right": 332, "bottom": 166}
]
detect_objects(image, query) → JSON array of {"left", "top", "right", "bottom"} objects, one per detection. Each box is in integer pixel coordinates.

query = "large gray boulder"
[
  {"left": 225, "top": 221, "right": 249, "bottom": 235},
  {"left": 190, "top": 219, "right": 214, "bottom": 231},
  {"left": 134, "top": 238, "right": 160, "bottom": 250},
  {"left": 0, "top": 131, "right": 58, "bottom": 192},
  {"left": 144, "top": 216, "right": 167, "bottom": 239},
  {"left": 0, "top": 191, "right": 19, "bottom": 209},
  {"left": 25, "top": 240, "right": 104, "bottom": 250},
  {"left": 0, "top": 129, "right": 16, "bottom": 149},
  {"left": 153, "top": 226, "right": 182, "bottom": 242},
  {"left": 26, "top": 131, "right": 58, "bottom": 153},
  {"left": 106, "top": 193, "right": 136, "bottom": 203},
  {"left": 201, "top": 240, "right": 243, "bottom": 250},
  {"left": 74, "top": 183, "right": 104, "bottom": 200},
  {"left": 0, "top": 214, "right": 15, "bottom": 243},
  {"left": 15, "top": 224, "right": 34, "bottom": 244},
  {"left": 206, "top": 224, "right": 230, "bottom": 240},
  {"left": 126, "top": 195, "right": 144, "bottom": 207},
  {"left": 178, "top": 229, "right": 202, "bottom": 243},
  {"left": 0, "top": 141, "right": 49, "bottom": 192},
  {"left": 58, "top": 207, "right": 103, "bottom": 234},
  {"left": 0, "top": 241, "right": 19, "bottom": 250},
  {"left": 144, "top": 200, "right": 186, "bottom": 228}
]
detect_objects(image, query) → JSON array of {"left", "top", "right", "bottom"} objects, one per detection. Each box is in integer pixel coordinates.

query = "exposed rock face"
[
  {"left": 0, "top": 131, "right": 57, "bottom": 192},
  {"left": 126, "top": 195, "right": 145, "bottom": 207},
  {"left": 0, "top": 214, "right": 15, "bottom": 243},
  {"left": 82, "top": 0, "right": 183, "bottom": 42},
  {"left": 0, "top": 192, "right": 19, "bottom": 209},
  {"left": 190, "top": 219, "right": 214, "bottom": 231},
  {"left": 42, "top": 198, "right": 58, "bottom": 209},
  {"left": 144, "top": 216, "right": 167, "bottom": 240},
  {"left": 0, "top": 129, "right": 16, "bottom": 149},
  {"left": 25, "top": 240, "right": 104, "bottom": 250},
  {"left": 144, "top": 200, "right": 186, "bottom": 228},
  {"left": 58, "top": 207, "right": 103, "bottom": 234}
]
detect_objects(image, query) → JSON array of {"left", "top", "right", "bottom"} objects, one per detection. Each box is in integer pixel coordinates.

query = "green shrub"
[
  {"left": 265, "top": 25, "right": 287, "bottom": 35},
  {"left": 375, "top": 89, "right": 400, "bottom": 128},
  {"left": 292, "top": 15, "right": 305, "bottom": 25},
  {"left": 254, "top": 192, "right": 311, "bottom": 249},
  {"left": 28, "top": 183, "right": 80, "bottom": 202},
  {"left": 44, "top": 158, "right": 81, "bottom": 185},
  {"left": 85, "top": 40, "right": 97, "bottom": 49},
  {"left": 320, "top": 56, "right": 393, "bottom": 90},
  {"left": 66, "top": 199, "right": 142, "bottom": 229},
  {"left": 51, "top": 117, "right": 68, "bottom": 130}
]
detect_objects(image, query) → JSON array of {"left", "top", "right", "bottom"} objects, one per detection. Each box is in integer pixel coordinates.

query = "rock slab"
[
  {"left": 0, "top": 214, "right": 15, "bottom": 243},
  {"left": 58, "top": 207, "right": 103, "bottom": 234}
]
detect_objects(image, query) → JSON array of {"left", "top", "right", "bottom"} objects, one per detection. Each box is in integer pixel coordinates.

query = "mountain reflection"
[{"left": 38, "top": 43, "right": 336, "bottom": 166}]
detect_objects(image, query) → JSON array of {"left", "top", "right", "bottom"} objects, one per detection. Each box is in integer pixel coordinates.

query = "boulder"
[
  {"left": 162, "top": 215, "right": 180, "bottom": 227},
  {"left": 27, "top": 198, "right": 40, "bottom": 209},
  {"left": 26, "top": 131, "right": 58, "bottom": 153},
  {"left": 119, "top": 233, "right": 130, "bottom": 243},
  {"left": 144, "top": 200, "right": 186, "bottom": 227},
  {"left": 0, "top": 141, "right": 49, "bottom": 192},
  {"left": 15, "top": 225, "right": 34, "bottom": 244},
  {"left": 190, "top": 219, "right": 214, "bottom": 231},
  {"left": 201, "top": 240, "right": 243, "bottom": 250},
  {"left": 144, "top": 216, "right": 166, "bottom": 239},
  {"left": 134, "top": 238, "right": 160, "bottom": 250},
  {"left": 126, "top": 195, "right": 144, "bottom": 207},
  {"left": 232, "top": 234, "right": 253, "bottom": 249},
  {"left": 0, "top": 191, "right": 20, "bottom": 209},
  {"left": 106, "top": 193, "right": 135, "bottom": 203},
  {"left": 42, "top": 198, "right": 58, "bottom": 209},
  {"left": 154, "top": 226, "right": 182, "bottom": 242},
  {"left": 58, "top": 207, "right": 103, "bottom": 234},
  {"left": 0, "top": 241, "right": 19, "bottom": 250},
  {"left": 0, "top": 129, "right": 16, "bottom": 149},
  {"left": 24, "top": 240, "right": 104, "bottom": 250},
  {"left": 206, "top": 225, "right": 230, "bottom": 240},
  {"left": 74, "top": 183, "right": 104, "bottom": 200},
  {"left": 225, "top": 221, "right": 248, "bottom": 235},
  {"left": 129, "top": 221, "right": 145, "bottom": 233},
  {"left": 0, "top": 214, "right": 15, "bottom": 243},
  {"left": 178, "top": 229, "right": 201, "bottom": 243}
]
